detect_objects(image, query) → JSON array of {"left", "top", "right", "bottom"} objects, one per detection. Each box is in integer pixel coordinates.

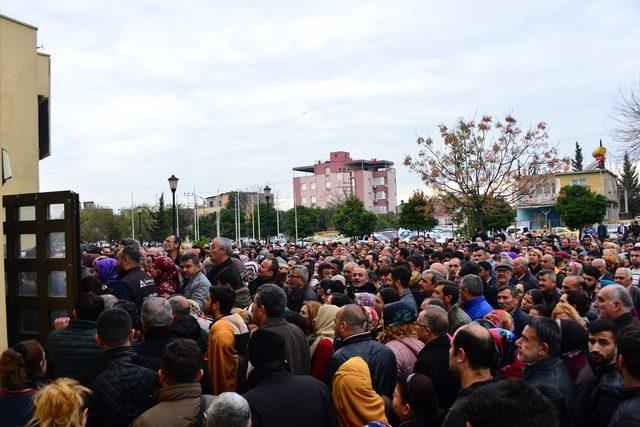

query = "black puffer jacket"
[
  {"left": 45, "top": 319, "right": 103, "bottom": 381},
  {"left": 326, "top": 332, "right": 397, "bottom": 397},
  {"left": 608, "top": 387, "right": 640, "bottom": 427},
  {"left": 522, "top": 355, "right": 574, "bottom": 426},
  {"left": 87, "top": 347, "right": 160, "bottom": 427},
  {"left": 585, "top": 364, "right": 625, "bottom": 427},
  {"left": 133, "top": 326, "right": 175, "bottom": 371}
]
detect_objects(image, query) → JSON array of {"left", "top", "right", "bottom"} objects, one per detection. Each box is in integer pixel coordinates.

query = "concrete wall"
[{"left": 0, "top": 15, "right": 47, "bottom": 350}]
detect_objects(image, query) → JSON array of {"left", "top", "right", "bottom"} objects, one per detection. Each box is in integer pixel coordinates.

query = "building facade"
[
  {"left": 293, "top": 151, "right": 397, "bottom": 213},
  {"left": 0, "top": 14, "right": 51, "bottom": 349},
  {"left": 516, "top": 169, "right": 619, "bottom": 230}
]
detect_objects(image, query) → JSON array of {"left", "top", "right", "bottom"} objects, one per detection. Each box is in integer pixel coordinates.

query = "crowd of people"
[{"left": 3, "top": 227, "right": 640, "bottom": 426}]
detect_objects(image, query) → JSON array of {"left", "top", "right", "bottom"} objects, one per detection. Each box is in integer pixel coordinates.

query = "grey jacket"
[
  {"left": 180, "top": 271, "right": 211, "bottom": 311},
  {"left": 448, "top": 304, "right": 472, "bottom": 335}
]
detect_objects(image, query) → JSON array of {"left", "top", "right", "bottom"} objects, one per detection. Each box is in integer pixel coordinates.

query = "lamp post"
[
  {"left": 136, "top": 207, "right": 143, "bottom": 243},
  {"left": 168, "top": 175, "right": 179, "bottom": 236},
  {"left": 263, "top": 185, "right": 272, "bottom": 244}
]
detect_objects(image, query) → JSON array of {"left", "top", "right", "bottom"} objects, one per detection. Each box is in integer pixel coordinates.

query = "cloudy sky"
[{"left": 4, "top": 1, "right": 640, "bottom": 210}]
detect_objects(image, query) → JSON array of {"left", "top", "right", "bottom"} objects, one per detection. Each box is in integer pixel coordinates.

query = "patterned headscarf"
[
  {"left": 484, "top": 310, "right": 514, "bottom": 331},
  {"left": 355, "top": 292, "right": 376, "bottom": 309},
  {"left": 95, "top": 258, "right": 119, "bottom": 286},
  {"left": 153, "top": 256, "right": 180, "bottom": 294},
  {"left": 489, "top": 328, "right": 518, "bottom": 367}
]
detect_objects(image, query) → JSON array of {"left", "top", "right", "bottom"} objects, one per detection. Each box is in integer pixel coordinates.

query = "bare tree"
[
  {"left": 404, "top": 115, "right": 567, "bottom": 230},
  {"left": 611, "top": 86, "right": 640, "bottom": 161}
]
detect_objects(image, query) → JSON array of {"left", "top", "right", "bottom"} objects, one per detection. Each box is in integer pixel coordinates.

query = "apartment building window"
[
  {"left": 571, "top": 179, "right": 588, "bottom": 187},
  {"left": 310, "top": 182, "right": 316, "bottom": 190},
  {"left": 302, "top": 197, "right": 307, "bottom": 204},
  {"left": 311, "top": 196, "right": 317, "bottom": 205},
  {"left": 373, "top": 177, "right": 385, "bottom": 186},
  {"left": 324, "top": 167, "right": 330, "bottom": 176},
  {"left": 325, "top": 181, "right": 331, "bottom": 190},
  {"left": 301, "top": 183, "right": 307, "bottom": 191},
  {"left": 336, "top": 172, "right": 343, "bottom": 181},
  {"left": 375, "top": 191, "right": 386, "bottom": 201},
  {"left": 375, "top": 206, "right": 387, "bottom": 214},
  {"left": 326, "top": 195, "right": 332, "bottom": 203}
]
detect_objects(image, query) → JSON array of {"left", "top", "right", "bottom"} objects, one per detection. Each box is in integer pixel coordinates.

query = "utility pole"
[
  {"left": 184, "top": 190, "right": 199, "bottom": 241},
  {"left": 257, "top": 192, "right": 261, "bottom": 242}
]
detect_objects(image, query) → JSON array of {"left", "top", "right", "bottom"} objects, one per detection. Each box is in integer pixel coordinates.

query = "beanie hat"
[{"left": 249, "top": 329, "right": 286, "bottom": 367}]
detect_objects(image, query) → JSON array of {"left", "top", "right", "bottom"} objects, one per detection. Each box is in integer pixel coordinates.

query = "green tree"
[
  {"left": 80, "top": 207, "right": 123, "bottom": 242},
  {"left": 150, "top": 193, "right": 169, "bottom": 242},
  {"left": 219, "top": 208, "right": 245, "bottom": 240},
  {"left": 249, "top": 203, "right": 278, "bottom": 239},
  {"left": 375, "top": 212, "right": 399, "bottom": 230},
  {"left": 556, "top": 185, "right": 607, "bottom": 229},
  {"left": 572, "top": 142, "right": 584, "bottom": 171},
  {"left": 398, "top": 191, "right": 438, "bottom": 235},
  {"left": 333, "top": 196, "right": 376, "bottom": 238},
  {"left": 466, "top": 197, "right": 515, "bottom": 232},
  {"left": 405, "top": 114, "right": 565, "bottom": 230},
  {"left": 283, "top": 205, "right": 320, "bottom": 238},
  {"left": 618, "top": 151, "right": 640, "bottom": 217}
]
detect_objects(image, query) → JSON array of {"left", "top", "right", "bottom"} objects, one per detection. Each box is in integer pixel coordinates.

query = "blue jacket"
[{"left": 460, "top": 296, "right": 493, "bottom": 320}]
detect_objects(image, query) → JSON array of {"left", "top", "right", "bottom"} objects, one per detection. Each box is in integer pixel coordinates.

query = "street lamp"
[
  {"left": 263, "top": 185, "right": 272, "bottom": 244},
  {"left": 136, "top": 207, "right": 143, "bottom": 243},
  {"left": 168, "top": 175, "right": 179, "bottom": 236}
]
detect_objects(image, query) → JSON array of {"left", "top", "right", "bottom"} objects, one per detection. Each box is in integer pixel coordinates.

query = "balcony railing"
[{"left": 516, "top": 194, "right": 556, "bottom": 207}]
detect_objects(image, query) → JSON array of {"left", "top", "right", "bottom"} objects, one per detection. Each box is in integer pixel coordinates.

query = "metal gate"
[{"left": 4, "top": 191, "right": 80, "bottom": 345}]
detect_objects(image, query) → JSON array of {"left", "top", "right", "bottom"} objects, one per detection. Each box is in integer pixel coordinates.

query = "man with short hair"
[
  {"left": 327, "top": 304, "right": 397, "bottom": 397},
  {"left": 594, "top": 285, "right": 639, "bottom": 330},
  {"left": 252, "top": 284, "right": 311, "bottom": 375},
  {"left": 342, "top": 261, "right": 357, "bottom": 286},
  {"left": 346, "top": 265, "right": 377, "bottom": 299},
  {"left": 286, "top": 264, "right": 318, "bottom": 312},
  {"left": 169, "top": 295, "right": 208, "bottom": 352},
  {"left": 511, "top": 257, "right": 538, "bottom": 291},
  {"left": 608, "top": 325, "right": 640, "bottom": 426},
  {"left": 134, "top": 297, "right": 175, "bottom": 371},
  {"left": 542, "top": 254, "right": 565, "bottom": 287},
  {"left": 442, "top": 324, "right": 495, "bottom": 427},
  {"left": 206, "top": 237, "right": 244, "bottom": 286},
  {"left": 414, "top": 306, "right": 460, "bottom": 412},
  {"left": 88, "top": 308, "right": 160, "bottom": 427},
  {"left": 249, "top": 256, "right": 279, "bottom": 296},
  {"left": 113, "top": 245, "right": 158, "bottom": 311},
  {"left": 131, "top": 339, "right": 214, "bottom": 427},
  {"left": 583, "top": 266, "right": 601, "bottom": 299},
  {"left": 163, "top": 235, "right": 182, "bottom": 265},
  {"left": 629, "top": 247, "right": 640, "bottom": 286},
  {"left": 562, "top": 274, "right": 587, "bottom": 294},
  {"left": 418, "top": 269, "right": 442, "bottom": 300},
  {"left": 179, "top": 252, "right": 212, "bottom": 312},
  {"left": 205, "top": 286, "right": 250, "bottom": 394},
  {"left": 497, "top": 285, "right": 529, "bottom": 338},
  {"left": 538, "top": 269, "right": 562, "bottom": 312},
  {"left": 459, "top": 274, "right": 493, "bottom": 320},
  {"left": 45, "top": 293, "right": 105, "bottom": 381},
  {"left": 433, "top": 281, "right": 471, "bottom": 334},
  {"left": 391, "top": 265, "right": 418, "bottom": 314},
  {"left": 593, "top": 258, "right": 614, "bottom": 282},
  {"left": 243, "top": 330, "right": 338, "bottom": 427},
  {"left": 581, "top": 319, "right": 625, "bottom": 427},
  {"left": 516, "top": 316, "right": 574, "bottom": 426},
  {"left": 615, "top": 267, "right": 640, "bottom": 314}
]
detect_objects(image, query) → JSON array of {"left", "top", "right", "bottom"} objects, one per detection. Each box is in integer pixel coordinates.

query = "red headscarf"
[{"left": 153, "top": 256, "right": 180, "bottom": 294}]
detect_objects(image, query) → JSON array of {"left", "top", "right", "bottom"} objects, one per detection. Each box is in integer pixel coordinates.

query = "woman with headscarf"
[
  {"left": 149, "top": 255, "right": 180, "bottom": 296},
  {"left": 378, "top": 302, "right": 424, "bottom": 378},
  {"left": 301, "top": 300, "right": 322, "bottom": 340},
  {"left": 332, "top": 356, "right": 388, "bottom": 427},
  {"left": 310, "top": 304, "right": 340, "bottom": 381},
  {"left": 483, "top": 309, "right": 514, "bottom": 331},
  {"left": 489, "top": 328, "right": 525, "bottom": 379},
  {"left": 355, "top": 292, "right": 381, "bottom": 333},
  {"left": 94, "top": 258, "right": 119, "bottom": 288}
]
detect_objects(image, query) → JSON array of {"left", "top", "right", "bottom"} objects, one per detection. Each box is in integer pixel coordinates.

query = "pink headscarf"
[{"left": 153, "top": 256, "right": 180, "bottom": 294}]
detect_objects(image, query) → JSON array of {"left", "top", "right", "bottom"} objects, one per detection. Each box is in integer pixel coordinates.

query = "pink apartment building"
[{"left": 293, "top": 151, "right": 397, "bottom": 213}]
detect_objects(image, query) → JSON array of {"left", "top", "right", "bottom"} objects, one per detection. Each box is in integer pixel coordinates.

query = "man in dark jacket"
[
  {"left": 413, "top": 305, "right": 460, "bottom": 411},
  {"left": 581, "top": 319, "right": 625, "bottom": 427},
  {"left": 608, "top": 325, "right": 640, "bottom": 426},
  {"left": 243, "top": 329, "right": 338, "bottom": 427},
  {"left": 134, "top": 297, "right": 176, "bottom": 371},
  {"left": 516, "top": 316, "right": 574, "bottom": 426},
  {"left": 45, "top": 293, "right": 104, "bottom": 381},
  {"left": 112, "top": 245, "right": 158, "bottom": 311},
  {"left": 538, "top": 269, "right": 562, "bottom": 312},
  {"left": 87, "top": 308, "right": 160, "bottom": 427},
  {"left": 442, "top": 323, "right": 495, "bottom": 427},
  {"left": 285, "top": 265, "right": 318, "bottom": 312},
  {"left": 497, "top": 285, "right": 529, "bottom": 338},
  {"left": 206, "top": 237, "right": 243, "bottom": 286},
  {"left": 511, "top": 257, "right": 538, "bottom": 291},
  {"left": 131, "top": 339, "right": 214, "bottom": 427},
  {"left": 594, "top": 285, "right": 639, "bottom": 331},
  {"left": 252, "top": 284, "right": 311, "bottom": 375},
  {"left": 248, "top": 256, "right": 279, "bottom": 296},
  {"left": 326, "top": 304, "right": 397, "bottom": 398}
]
